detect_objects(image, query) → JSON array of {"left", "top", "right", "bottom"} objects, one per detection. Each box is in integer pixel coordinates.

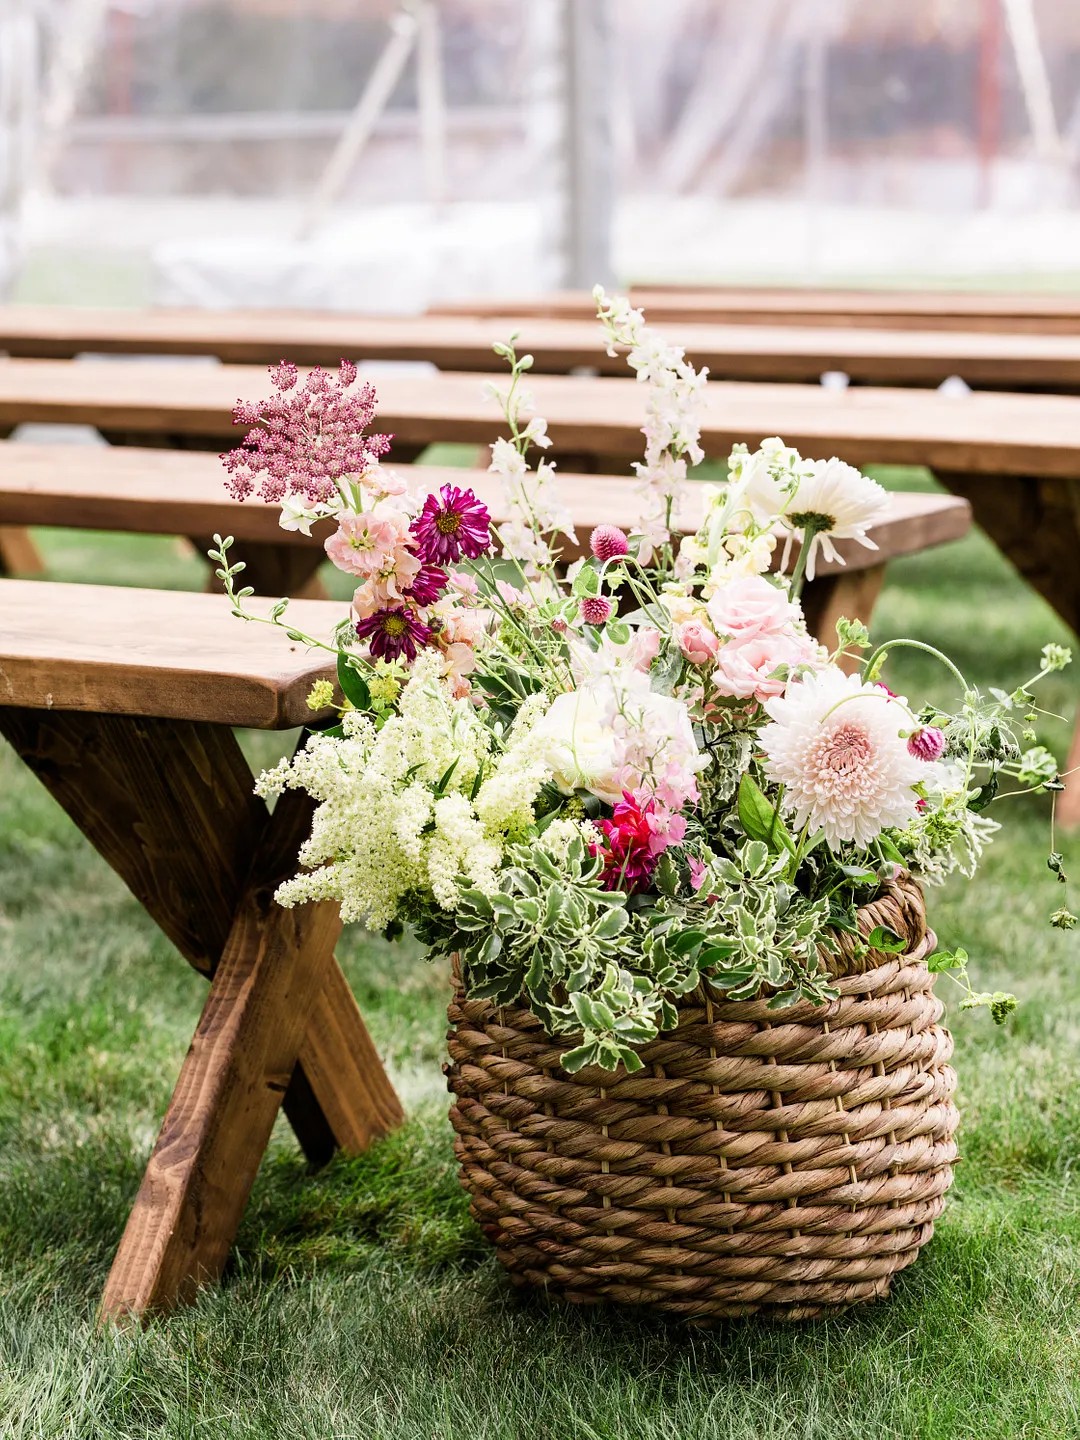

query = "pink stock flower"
[
  {"left": 628, "top": 626, "right": 660, "bottom": 672},
  {"left": 581, "top": 596, "right": 613, "bottom": 626},
  {"left": 590, "top": 525, "right": 630, "bottom": 562},
  {"left": 411, "top": 484, "right": 491, "bottom": 565},
  {"left": 706, "top": 574, "right": 800, "bottom": 643},
  {"left": 908, "top": 726, "right": 946, "bottom": 762},
  {"left": 324, "top": 506, "right": 414, "bottom": 580},
  {"left": 222, "top": 361, "right": 391, "bottom": 507},
  {"left": 674, "top": 618, "right": 720, "bottom": 666},
  {"left": 354, "top": 606, "right": 432, "bottom": 663}
]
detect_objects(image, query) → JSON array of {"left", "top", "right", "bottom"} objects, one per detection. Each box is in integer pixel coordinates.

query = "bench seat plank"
[
  {"left": 1, "top": 360, "right": 1079, "bottom": 477},
  {"left": 4, "top": 305, "right": 1080, "bottom": 389},
  {"left": 0, "top": 580, "right": 336, "bottom": 727},
  {"left": 0, "top": 442, "right": 971, "bottom": 572},
  {"left": 435, "top": 287, "right": 1080, "bottom": 335}
]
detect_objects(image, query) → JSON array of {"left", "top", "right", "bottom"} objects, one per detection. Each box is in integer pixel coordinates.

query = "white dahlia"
[
  {"left": 759, "top": 667, "right": 923, "bottom": 848},
  {"left": 783, "top": 457, "right": 889, "bottom": 581}
]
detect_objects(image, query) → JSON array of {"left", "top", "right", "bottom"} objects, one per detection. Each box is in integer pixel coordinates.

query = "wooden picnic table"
[
  {"left": 0, "top": 442, "right": 971, "bottom": 651},
  {"left": 6, "top": 304, "right": 1080, "bottom": 390},
  {"left": 434, "top": 286, "right": 1080, "bottom": 335},
  {"left": 0, "top": 358, "right": 1075, "bottom": 823},
  {"left": 0, "top": 578, "right": 402, "bottom": 1320}
]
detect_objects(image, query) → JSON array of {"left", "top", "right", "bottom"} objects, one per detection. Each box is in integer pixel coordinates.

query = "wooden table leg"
[
  {"left": 0, "top": 527, "right": 45, "bottom": 576},
  {"left": 192, "top": 535, "right": 328, "bottom": 599},
  {"left": 0, "top": 709, "right": 403, "bottom": 1170},
  {"left": 935, "top": 470, "right": 1080, "bottom": 828},
  {"left": 99, "top": 787, "right": 343, "bottom": 1318},
  {"left": 802, "top": 563, "right": 888, "bottom": 674}
]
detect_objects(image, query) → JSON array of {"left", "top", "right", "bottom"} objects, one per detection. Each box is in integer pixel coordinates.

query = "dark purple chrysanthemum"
[
  {"left": 406, "top": 563, "right": 448, "bottom": 607},
  {"left": 355, "top": 606, "right": 432, "bottom": 663},
  {"left": 411, "top": 484, "right": 491, "bottom": 565}
]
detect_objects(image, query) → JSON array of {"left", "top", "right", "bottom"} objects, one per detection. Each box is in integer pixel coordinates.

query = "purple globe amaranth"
[
  {"left": 907, "top": 725, "right": 947, "bottom": 762},
  {"left": 355, "top": 606, "right": 432, "bottom": 663},
  {"left": 590, "top": 525, "right": 630, "bottom": 562},
  {"left": 411, "top": 484, "right": 491, "bottom": 565}
]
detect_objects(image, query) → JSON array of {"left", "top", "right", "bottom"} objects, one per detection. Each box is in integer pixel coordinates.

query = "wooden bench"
[
  {"left": 0, "top": 359, "right": 1074, "bottom": 823},
  {"left": 0, "top": 441, "right": 971, "bottom": 651},
  {"left": 5, "top": 304, "right": 1080, "bottom": 390},
  {"left": 434, "top": 286, "right": 1080, "bottom": 335},
  {"left": 0, "top": 579, "right": 402, "bottom": 1320}
]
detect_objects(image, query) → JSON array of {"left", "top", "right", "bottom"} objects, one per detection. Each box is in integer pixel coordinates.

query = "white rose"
[{"left": 534, "top": 689, "right": 624, "bottom": 804}]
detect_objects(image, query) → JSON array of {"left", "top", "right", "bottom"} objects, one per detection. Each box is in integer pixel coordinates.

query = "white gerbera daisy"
[
  {"left": 759, "top": 667, "right": 923, "bottom": 848},
  {"left": 782, "top": 457, "right": 889, "bottom": 581}
]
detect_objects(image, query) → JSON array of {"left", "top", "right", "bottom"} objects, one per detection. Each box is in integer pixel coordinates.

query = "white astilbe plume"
[
  {"left": 781, "top": 457, "right": 890, "bottom": 581},
  {"left": 759, "top": 667, "right": 924, "bottom": 849},
  {"left": 594, "top": 286, "right": 708, "bottom": 561}
]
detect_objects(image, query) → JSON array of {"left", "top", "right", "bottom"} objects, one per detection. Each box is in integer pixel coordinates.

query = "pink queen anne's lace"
[{"left": 221, "top": 360, "right": 392, "bottom": 506}]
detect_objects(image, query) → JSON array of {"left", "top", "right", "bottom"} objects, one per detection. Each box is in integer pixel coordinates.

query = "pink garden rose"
[
  {"left": 674, "top": 618, "right": 720, "bottom": 665},
  {"left": 714, "top": 632, "right": 816, "bottom": 703},
  {"left": 325, "top": 504, "right": 417, "bottom": 582},
  {"left": 706, "top": 574, "right": 800, "bottom": 643}
]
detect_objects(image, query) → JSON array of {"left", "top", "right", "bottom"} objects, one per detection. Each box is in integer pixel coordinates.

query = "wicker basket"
[{"left": 446, "top": 873, "right": 958, "bottom": 1322}]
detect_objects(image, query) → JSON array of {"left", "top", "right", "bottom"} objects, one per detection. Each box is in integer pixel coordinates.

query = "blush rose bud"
[
  {"left": 907, "top": 726, "right": 946, "bottom": 762},
  {"left": 581, "top": 596, "right": 613, "bottom": 626},
  {"left": 590, "top": 525, "right": 630, "bottom": 562}
]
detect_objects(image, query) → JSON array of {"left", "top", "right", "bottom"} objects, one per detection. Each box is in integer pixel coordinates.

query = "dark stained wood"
[
  {"left": 2, "top": 360, "right": 1079, "bottom": 478},
  {"left": 99, "top": 786, "right": 343, "bottom": 1318},
  {"left": 802, "top": 564, "right": 888, "bottom": 673},
  {"left": 0, "top": 580, "right": 339, "bottom": 727},
  {"left": 0, "top": 442, "right": 972, "bottom": 575},
  {"left": 7, "top": 304, "right": 1080, "bottom": 388}
]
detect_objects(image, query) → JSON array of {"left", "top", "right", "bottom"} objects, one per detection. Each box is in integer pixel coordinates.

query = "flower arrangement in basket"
[{"left": 212, "top": 291, "right": 1074, "bottom": 1321}]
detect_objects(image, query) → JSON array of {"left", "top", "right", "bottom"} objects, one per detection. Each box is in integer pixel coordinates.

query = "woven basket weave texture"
[{"left": 446, "top": 874, "right": 958, "bottom": 1321}]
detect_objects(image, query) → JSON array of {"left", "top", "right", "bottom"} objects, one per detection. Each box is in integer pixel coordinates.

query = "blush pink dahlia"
[
  {"left": 411, "top": 484, "right": 491, "bottom": 565},
  {"left": 354, "top": 606, "right": 432, "bottom": 663},
  {"left": 590, "top": 525, "right": 630, "bottom": 561},
  {"left": 759, "top": 667, "right": 924, "bottom": 848}
]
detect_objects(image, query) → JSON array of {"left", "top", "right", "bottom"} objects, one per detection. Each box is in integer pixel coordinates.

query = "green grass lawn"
[{"left": 2, "top": 475, "right": 1079, "bottom": 1439}]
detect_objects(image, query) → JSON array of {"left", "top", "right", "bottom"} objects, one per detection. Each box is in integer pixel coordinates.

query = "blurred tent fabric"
[{"left": 3, "top": 0, "right": 1080, "bottom": 307}]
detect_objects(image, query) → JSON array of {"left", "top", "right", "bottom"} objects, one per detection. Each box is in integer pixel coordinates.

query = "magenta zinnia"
[
  {"left": 411, "top": 484, "right": 491, "bottom": 565},
  {"left": 355, "top": 606, "right": 432, "bottom": 663}
]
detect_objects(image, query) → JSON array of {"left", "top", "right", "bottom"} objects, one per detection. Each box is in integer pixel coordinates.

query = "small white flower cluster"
[
  {"left": 256, "top": 655, "right": 554, "bottom": 926},
  {"left": 488, "top": 432, "right": 576, "bottom": 576},
  {"left": 594, "top": 285, "right": 708, "bottom": 561}
]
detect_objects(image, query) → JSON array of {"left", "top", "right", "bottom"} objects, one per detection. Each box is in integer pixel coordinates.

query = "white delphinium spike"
[{"left": 594, "top": 286, "right": 708, "bottom": 562}]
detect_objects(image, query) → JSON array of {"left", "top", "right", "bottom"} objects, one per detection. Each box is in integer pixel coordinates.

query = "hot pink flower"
[
  {"left": 674, "top": 618, "right": 720, "bottom": 665},
  {"left": 594, "top": 792, "right": 663, "bottom": 892},
  {"left": 590, "top": 525, "right": 630, "bottom": 562},
  {"left": 411, "top": 484, "right": 491, "bottom": 564},
  {"left": 908, "top": 726, "right": 946, "bottom": 762},
  {"left": 706, "top": 574, "right": 800, "bottom": 643},
  {"left": 581, "top": 596, "right": 613, "bottom": 626}
]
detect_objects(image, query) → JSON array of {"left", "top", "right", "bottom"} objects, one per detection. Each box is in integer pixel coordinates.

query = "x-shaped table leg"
[{"left": 0, "top": 708, "right": 403, "bottom": 1319}]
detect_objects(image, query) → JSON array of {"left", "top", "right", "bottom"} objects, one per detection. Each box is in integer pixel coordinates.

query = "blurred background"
[{"left": 3, "top": 0, "right": 1080, "bottom": 309}]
